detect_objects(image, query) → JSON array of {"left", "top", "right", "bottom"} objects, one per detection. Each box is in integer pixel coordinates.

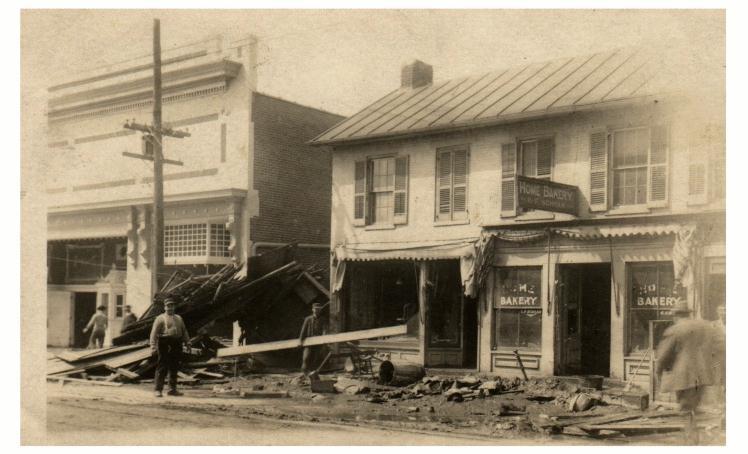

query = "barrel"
[{"left": 377, "top": 361, "right": 425, "bottom": 386}]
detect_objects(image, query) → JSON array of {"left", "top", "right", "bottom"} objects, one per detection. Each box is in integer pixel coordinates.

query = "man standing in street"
[
  {"left": 299, "top": 302, "right": 328, "bottom": 376},
  {"left": 83, "top": 305, "right": 108, "bottom": 349},
  {"left": 655, "top": 298, "right": 726, "bottom": 442},
  {"left": 121, "top": 305, "right": 137, "bottom": 331},
  {"left": 149, "top": 297, "right": 191, "bottom": 397}
]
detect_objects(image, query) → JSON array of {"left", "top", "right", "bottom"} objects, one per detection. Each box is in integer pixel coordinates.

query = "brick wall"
[{"left": 250, "top": 92, "right": 343, "bottom": 259}]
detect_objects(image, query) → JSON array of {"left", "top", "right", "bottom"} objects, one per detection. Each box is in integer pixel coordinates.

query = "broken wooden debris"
[
  {"left": 217, "top": 324, "right": 408, "bottom": 357},
  {"left": 47, "top": 376, "right": 123, "bottom": 387}
]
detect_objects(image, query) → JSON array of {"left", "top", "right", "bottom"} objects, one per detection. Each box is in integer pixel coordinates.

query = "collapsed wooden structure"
[{"left": 48, "top": 244, "right": 331, "bottom": 382}]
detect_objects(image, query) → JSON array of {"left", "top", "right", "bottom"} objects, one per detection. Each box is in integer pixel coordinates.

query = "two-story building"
[
  {"left": 312, "top": 48, "right": 725, "bottom": 392},
  {"left": 46, "top": 36, "right": 343, "bottom": 348}
]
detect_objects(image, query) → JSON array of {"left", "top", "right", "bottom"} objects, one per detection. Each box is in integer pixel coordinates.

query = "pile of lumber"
[
  {"left": 532, "top": 409, "right": 723, "bottom": 438},
  {"left": 47, "top": 336, "right": 234, "bottom": 385}
]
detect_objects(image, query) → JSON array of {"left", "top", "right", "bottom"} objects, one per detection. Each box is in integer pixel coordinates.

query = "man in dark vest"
[
  {"left": 149, "top": 297, "right": 191, "bottom": 397},
  {"left": 299, "top": 303, "right": 328, "bottom": 376}
]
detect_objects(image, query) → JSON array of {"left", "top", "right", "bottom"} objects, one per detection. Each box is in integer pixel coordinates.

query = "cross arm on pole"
[
  {"left": 122, "top": 151, "right": 184, "bottom": 166},
  {"left": 124, "top": 121, "right": 191, "bottom": 138}
]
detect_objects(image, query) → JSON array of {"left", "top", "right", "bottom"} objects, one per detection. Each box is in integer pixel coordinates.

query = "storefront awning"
[
  {"left": 333, "top": 241, "right": 476, "bottom": 262},
  {"left": 552, "top": 223, "right": 685, "bottom": 240}
]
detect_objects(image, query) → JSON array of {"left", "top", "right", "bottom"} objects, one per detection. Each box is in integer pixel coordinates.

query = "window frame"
[
  {"left": 435, "top": 145, "right": 470, "bottom": 222},
  {"left": 610, "top": 126, "right": 651, "bottom": 207},
  {"left": 354, "top": 154, "right": 409, "bottom": 228},
  {"left": 626, "top": 261, "right": 678, "bottom": 355},
  {"left": 163, "top": 219, "right": 233, "bottom": 265},
  {"left": 492, "top": 266, "right": 543, "bottom": 351}
]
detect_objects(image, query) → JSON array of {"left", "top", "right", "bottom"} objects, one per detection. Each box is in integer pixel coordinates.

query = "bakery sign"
[{"left": 516, "top": 175, "right": 579, "bottom": 216}]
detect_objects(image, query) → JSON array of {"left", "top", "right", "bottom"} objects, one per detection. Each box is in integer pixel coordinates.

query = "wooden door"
[{"left": 558, "top": 267, "right": 582, "bottom": 375}]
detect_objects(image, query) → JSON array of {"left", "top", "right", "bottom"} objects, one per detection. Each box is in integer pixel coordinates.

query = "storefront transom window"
[{"left": 493, "top": 266, "right": 542, "bottom": 350}]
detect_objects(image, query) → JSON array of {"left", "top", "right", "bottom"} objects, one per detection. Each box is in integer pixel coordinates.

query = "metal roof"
[{"left": 312, "top": 47, "right": 667, "bottom": 145}]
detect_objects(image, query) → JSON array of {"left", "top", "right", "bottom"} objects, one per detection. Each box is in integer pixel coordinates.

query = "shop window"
[
  {"left": 493, "top": 266, "right": 542, "bottom": 350},
  {"left": 435, "top": 146, "right": 469, "bottom": 221},
  {"left": 345, "top": 261, "right": 419, "bottom": 332},
  {"left": 164, "top": 222, "right": 231, "bottom": 264},
  {"left": 65, "top": 243, "right": 104, "bottom": 282},
  {"left": 353, "top": 156, "right": 409, "bottom": 226},
  {"left": 627, "top": 262, "right": 678, "bottom": 354}
]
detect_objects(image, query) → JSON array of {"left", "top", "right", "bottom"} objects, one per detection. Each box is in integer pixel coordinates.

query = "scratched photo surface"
[{"left": 20, "top": 9, "right": 726, "bottom": 446}]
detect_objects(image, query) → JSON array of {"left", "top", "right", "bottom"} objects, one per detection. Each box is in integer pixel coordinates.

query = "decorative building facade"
[
  {"left": 313, "top": 48, "right": 725, "bottom": 394},
  {"left": 46, "top": 36, "right": 343, "bottom": 347}
]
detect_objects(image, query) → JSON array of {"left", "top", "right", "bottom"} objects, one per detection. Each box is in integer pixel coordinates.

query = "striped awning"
[
  {"left": 552, "top": 223, "right": 685, "bottom": 240},
  {"left": 334, "top": 240, "right": 476, "bottom": 262}
]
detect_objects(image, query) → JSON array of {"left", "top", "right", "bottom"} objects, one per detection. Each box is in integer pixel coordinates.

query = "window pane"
[
  {"left": 497, "top": 310, "right": 520, "bottom": 348},
  {"left": 209, "top": 223, "right": 231, "bottom": 257},
  {"left": 372, "top": 158, "right": 394, "bottom": 191},
  {"left": 521, "top": 141, "right": 538, "bottom": 177},
  {"left": 518, "top": 309, "right": 542, "bottom": 349},
  {"left": 629, "top": 309, "right": 657, "bottom": 353},
  {"left": 164, "top": 223, "right": 208, "bottom": 258},
  {"left": 373, "top": 192, "right": 393, "bottom": 224},
  {"left": 614, "top": 129, "right": 649, "bottom": 167}
]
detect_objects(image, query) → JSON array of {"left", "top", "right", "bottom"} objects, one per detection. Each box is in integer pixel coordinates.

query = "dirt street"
[
  {"left": 47, "top": 392, "right": 518, "bottom": 445},
  {"left": 43, "top": 380, "right": 724, "bottom": 445}
]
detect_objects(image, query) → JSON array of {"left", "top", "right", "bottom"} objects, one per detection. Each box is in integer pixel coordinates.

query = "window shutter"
[
  {"left": 687, "top": 145, "right": 707, "bottom": 205},
  {"left": 536, "top": 138, "right": 553, "bottom": 179},
  {"left": 500, "top": 142, "right": 517, "bottom": 217},
  {"left": 353, "top": 160, "right": 367, "bottom": 226},
  {"left": 589, "top": 131, "right": 609, "bottom": 212},
  {"left": 393, "top": 156, "right": 409, "bottom": 224},
  {"left": 452, "top": 149, "right": 468, "bottom": 220},
  {"left": 437, "top": 151, "right": 452, "bottom": 221},
  {"left": 648, "top": 125, "right": 669, "bottom": 207},
  {"left": 709, "top": 155, "right": 725, "bottom": 201}
]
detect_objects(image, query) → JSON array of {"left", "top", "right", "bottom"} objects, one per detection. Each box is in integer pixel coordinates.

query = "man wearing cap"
[
  {"left": 121, "top": 305, "right": 137, "bottom": 331},
  {"left": 149, "top": 298, "right": 191, "bottom": 397},
  {"left": 655, "top": 298, "right": 726, "bottom": 412},
  {"left": 83, "top": 305, "right": 108, "bottom": 349},
  {"left": 299, "top": 303, "right": 328, "bottom": 376}
]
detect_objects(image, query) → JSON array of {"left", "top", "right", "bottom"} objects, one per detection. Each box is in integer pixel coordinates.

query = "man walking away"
[
  {"left": 121, "top": 305, "right": 137, "bottom": 331},
  {"left": 149, "top": 297, "right": 191, "bottom": 397},
  {"left": 655, "top": 299, "right": 726, "bottom": 444},
  {"left": 83, "top": 305, "right": 108, "bottom": 349},
  {"left": 299, "top": 303, "right": 328, "bottom": 376}
]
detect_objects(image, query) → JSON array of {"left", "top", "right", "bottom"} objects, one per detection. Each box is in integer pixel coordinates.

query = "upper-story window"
[
  {"left": 436, "top": 146, "right": 469, "bottom": 222},
  {"left": 164, "top": 222, "right": 232, "bottom": 264},
  {"left": 500, "top": 137, "right": 554, "bottom": 217},
  {"left": 589, "top": 125, "right": 669, "bottom": 212},
  {"left": 353, "top": 156, "right": 409, "bottom": 227}
]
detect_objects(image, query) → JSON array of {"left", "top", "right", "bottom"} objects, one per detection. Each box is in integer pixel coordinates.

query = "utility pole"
[{"left": 123, "top": 19, "right": 190, "bottom": 298}]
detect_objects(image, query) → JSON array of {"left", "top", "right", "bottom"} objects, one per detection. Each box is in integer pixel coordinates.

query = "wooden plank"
[
  {"left": 217, "top": 324, "right": 408, "bottom": 357},
  {"left": 47, "top": 376, "right": 124, "bottom": 387}
]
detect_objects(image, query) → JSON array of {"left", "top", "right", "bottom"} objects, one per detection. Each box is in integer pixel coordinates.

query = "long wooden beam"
[{"left": 217, "top": 324, "right": 408, "bottom": 358}]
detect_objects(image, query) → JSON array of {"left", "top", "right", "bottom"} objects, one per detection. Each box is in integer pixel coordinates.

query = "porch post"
[{"left": 417, "top": 261, "right": 429, "bottom": 366}]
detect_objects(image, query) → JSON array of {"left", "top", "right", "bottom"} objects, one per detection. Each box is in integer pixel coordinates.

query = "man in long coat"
[
  {"left": 655, "top": 300, "right": 726, "bottom": 412},
  {"left": 299, "top": 303, "right": 328, "bottom": 375}
]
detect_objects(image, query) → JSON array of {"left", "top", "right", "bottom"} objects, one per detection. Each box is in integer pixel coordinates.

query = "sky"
[{"left": 21, "top": 9, "right": 724, "bottom": 116}]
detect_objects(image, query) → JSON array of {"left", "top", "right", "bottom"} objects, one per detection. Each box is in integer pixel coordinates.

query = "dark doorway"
[
  {"left": 556, "top": 264, "right": 611, "bottom": 376},
  {"left": 462, "top": 296, "right": 478, "bottom": 369},
  {"left": 73, "top": 292, "right": 98, "bottom": 348},
  {"left": 425, "top": 260, "right": 478, "bottom": 369}
]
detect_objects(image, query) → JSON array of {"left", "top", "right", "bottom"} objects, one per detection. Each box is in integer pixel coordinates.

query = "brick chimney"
[{"left": 401, "top": 60, "right": 433, "bottom": 89}]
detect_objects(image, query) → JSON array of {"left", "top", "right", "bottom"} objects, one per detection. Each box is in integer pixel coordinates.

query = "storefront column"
[
  {"left": 539, "top": 262, "right": 556, "bottom": 376},
  {"left": 609, "top": 253, "right": 626, "bottom": 380},
  {"left": 416, "top": 261, "right": 429, "bottom": 366},
  {"left": 478, "top": 270, "right": 494, "bottom": 372}
]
